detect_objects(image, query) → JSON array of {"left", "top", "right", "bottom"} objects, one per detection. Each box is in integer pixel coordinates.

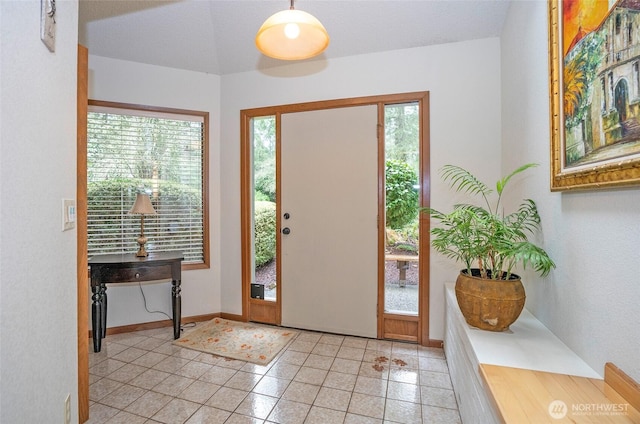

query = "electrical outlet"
[{"left": 64, "top": 394, "right": 70, "bottom": 424}]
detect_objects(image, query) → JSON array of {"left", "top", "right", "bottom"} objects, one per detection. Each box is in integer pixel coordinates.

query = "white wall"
[
  {"left": 501, "top": 1, "right": 640, "bottom": 381},
  {"left": 220, "top": 38, "right": 503, "bottom": 340},
  {"left": 0, "top": 1, "right": 79, "bottom": 422},
  {"left": 88, "top": 56, "right": 222, "bottom": 326}
]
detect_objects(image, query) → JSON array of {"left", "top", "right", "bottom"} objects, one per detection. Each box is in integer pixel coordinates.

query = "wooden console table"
[{"left": 88, "top": 251, "right": 184, "bottom": 352}]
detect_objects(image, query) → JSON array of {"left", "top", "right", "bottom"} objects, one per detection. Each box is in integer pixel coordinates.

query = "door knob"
[
  {"left": 282, "top": 227, "right": 291, "bottom": 235},
  {"left": 284, "top": 213, "right": 290, "bottom": 220}
]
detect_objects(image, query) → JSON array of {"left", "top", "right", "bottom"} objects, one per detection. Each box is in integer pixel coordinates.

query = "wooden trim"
[
  {"left": 426, "top": 339, "right": 444, "bottom": 348},
  {"left": 185, "top": 313, "right": 221, "bottom": 323},
  {"left": 88, "top": 99, "right": 208, "bottom": 120},
  {"left": 605, "top": 362, "right": 640, "bottom": 412},
  {"left": 88, "top": 313, "right": 220, "bottom": 338},
  {"left": 219, "top": 312, "right": 246, "bottom": 322},
  {"left": 378, "top": 92, "right": 431, "bottom": 345},
  {"left": 248, "top": 299, "right": 278, "bottom": 325},
  {"left": 240, "top": 111, "right": 282, "bottom": 325},
  {"left": 201, "top": 111, "right": 211, "bottom": 268},
  {"left": 387, "top": 334, "right": 418, "bottom": 343},
  {"left": 418, "top": 92, "right": 431, "bottom": 345},
  {"left": 239, "top": 111, "right": 252, "bottom": 322},
  {"left": 382, "top": 313, "right": 419, "bottom": 342},
  {"left": 77, "top": 44, "right": 89, "bottom": 424},
  {"left": 377, "top": 103, "right": 386, "bottom": 339},
  {"left": 86, "top": 99, "right": 211, "bottom": 270},
  {"left": 239, "top": 112, "right": 249, "bottom": 320},
  {"left": 182, "top": 262, "right": 209, "bottom": 271},
  {"left": 242, "top": 92, "right": 432, "bottom": 117}
]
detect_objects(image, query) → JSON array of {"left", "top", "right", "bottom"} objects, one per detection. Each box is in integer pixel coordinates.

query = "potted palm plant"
[{"left": 426, "top": 163, "right": 555, "bottom": 331}]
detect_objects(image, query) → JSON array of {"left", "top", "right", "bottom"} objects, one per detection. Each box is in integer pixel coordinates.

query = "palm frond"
[
  {"left": 426, "top": 163, "right": 555, "bottom": 280},
  {"left": 440, "top": 165, "right": 492, "bottom": 198},
  {"left": 496, "top": 163, "right": 538, "bottom": 196},
  {"left": 511, "top": 242, "right": 556, "bottom": 277},
  {"left": 503, "top": 199, "right": 541, "bottom": 235}
]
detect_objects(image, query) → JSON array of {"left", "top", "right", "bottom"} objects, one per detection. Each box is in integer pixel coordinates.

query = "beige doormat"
[{"left": 173, "top": 318, "right": 297, "bottom": 365}]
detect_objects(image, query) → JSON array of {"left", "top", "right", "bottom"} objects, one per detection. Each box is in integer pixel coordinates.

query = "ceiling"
[{"left": 78, "top": 0, "right": 511, "bottom": 75}]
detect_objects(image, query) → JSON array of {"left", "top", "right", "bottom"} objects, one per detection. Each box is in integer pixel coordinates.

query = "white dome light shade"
[{"left": 256, "top": 9, "right": 329, "bottom": 60}]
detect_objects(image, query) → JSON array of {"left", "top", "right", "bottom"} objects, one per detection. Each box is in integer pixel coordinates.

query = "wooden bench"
[
  {"left": 385, "top": 254, "right": 418, "bottom": 286},
  {"left": 480, "top": 362, "right": 640, "bottom": 423}
]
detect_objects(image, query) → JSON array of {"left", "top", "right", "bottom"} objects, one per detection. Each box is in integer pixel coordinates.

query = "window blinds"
[{"left": 87, "top": 106, "right": 205, "bottom": 264}]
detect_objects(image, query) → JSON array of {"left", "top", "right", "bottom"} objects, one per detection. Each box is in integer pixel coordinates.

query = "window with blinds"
[{"left": 87, "top": 102, "right": 208, "bottom": 266}]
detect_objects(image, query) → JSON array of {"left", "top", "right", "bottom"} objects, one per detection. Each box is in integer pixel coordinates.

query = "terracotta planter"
[{"left": 455, "top": 269, "right": 525, "bottom": 331}]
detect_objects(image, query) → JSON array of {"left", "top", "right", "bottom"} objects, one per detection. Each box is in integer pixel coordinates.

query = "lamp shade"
[
  {"left": 256, "top": 8, "right": 329, "bottom": 60},
  {"left": 129, "top": 193, "right": 157, "bottom": 215}
]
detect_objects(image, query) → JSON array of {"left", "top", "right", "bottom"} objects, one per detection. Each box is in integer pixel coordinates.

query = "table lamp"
[{"left": 129, "top": 193, "right": 157, "bottom": 257}]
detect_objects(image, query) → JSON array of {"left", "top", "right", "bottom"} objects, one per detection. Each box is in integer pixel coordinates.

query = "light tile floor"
[{"left": 87, "top": 324, "right": 461, "bottom": 424}]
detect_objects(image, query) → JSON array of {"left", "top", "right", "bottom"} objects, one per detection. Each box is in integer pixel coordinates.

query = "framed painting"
[{"left": 549, "top": 0, "right": 640, "bottom": 190}]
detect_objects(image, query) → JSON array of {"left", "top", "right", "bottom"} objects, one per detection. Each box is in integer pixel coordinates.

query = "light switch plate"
[{"left": 62, "top": 199, "right": 76, "bottom": 231}]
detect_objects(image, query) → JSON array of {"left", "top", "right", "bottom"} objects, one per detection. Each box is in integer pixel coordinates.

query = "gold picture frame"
[{"left": 549, "top": 0, "right": 640, "bottom": 190}]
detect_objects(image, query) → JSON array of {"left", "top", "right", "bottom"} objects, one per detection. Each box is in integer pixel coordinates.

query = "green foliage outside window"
[
  {"left": 385, "top": 159, "right": 419, "bottom": 230},
  {"left": 87, "top": 178, "right": 202, "bottom": 258},
  {"left": 253, "top": 117, "right": 276, "bottom": 202},
  {"left": 254, "top": 201, "right": 276, "bottom": 267},
  {"left": 254, "top": 162, "right": 276, "bottom": 202}
]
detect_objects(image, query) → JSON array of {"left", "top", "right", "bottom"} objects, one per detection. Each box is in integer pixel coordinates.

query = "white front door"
[{"left": 280, "top": 106, "right": 378, "bottom": 337}]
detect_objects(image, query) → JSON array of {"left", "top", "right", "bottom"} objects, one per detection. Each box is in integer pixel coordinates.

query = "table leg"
[
  {"left": 172, "top": 279, "right": 182, "bottom": 339},
  {"left": 100, "top": 284, "right": 107, "bottom": 339},
  {"left": 91, "top": 286, "right": 102, "bottom": 353}
]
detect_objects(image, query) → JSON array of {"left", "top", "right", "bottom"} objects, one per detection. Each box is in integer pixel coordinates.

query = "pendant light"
[{"left": 255, "top": 0, "right": 329, "bottom": 60}]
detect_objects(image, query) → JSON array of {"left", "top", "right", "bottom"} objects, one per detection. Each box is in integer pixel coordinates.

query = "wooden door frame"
[
  {"left": 240, "top": 111, "right": 283, "bottom": 324},
  {"left": 77, "top": 44, "right": 89, "bottom": 423},
  {"left": 240, "top": 91, "right": 435, "bottom": 345},
  {"left": 378, "top": 92, "right": 439, "bottom": 346}
]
